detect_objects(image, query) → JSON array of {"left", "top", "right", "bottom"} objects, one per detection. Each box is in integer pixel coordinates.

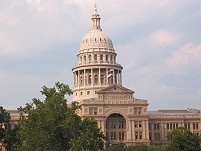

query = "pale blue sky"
[{"left": 0, "top": 0, "right": 201, "bottom": 110}]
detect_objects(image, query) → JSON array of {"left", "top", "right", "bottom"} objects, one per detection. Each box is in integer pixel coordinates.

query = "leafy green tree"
[
  {"left": 0, "top": 106, "right": 18, "bottom": 151},
  {"left": 70, "top": 117, "right": 104, "bottom": 151},
  {"left": 15, "top": 82, "right": 104, "bottom": 151},
  {"left": 107, "top": 143, "right": 127, "bottom": 151},
  {"left": 167, "top": 127, "right": 200, "bottom": 151},
  {"left": 127, "top": 144, "right": 148, "bottom": 151}
]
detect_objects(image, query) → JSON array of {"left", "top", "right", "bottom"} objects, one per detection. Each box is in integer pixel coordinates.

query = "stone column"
[
  {"left": 91, "top": 68, "right": 93, "bottom": 86},
  {"left": 78, "top": 70, "right": 80, "bottom": 87},
  {"left": 128, "top": 120, "right": 132, "bottom": 141},
  {"left": 151, "top": 123, "right": 154, "bottom": 141},
  {"left": 117, "top": 70, "right": 119, "bottom": 84},
  {"left": 142, "top": 120, "right": 146, "bottom": 139},
  {"left": 113, "top": 69, "right": 115, "bottom": 84},
  {"left": 133, "top": 120, "right": 135, "bottom": 141},
  {"left": 99, "top": 68, "right": 101, "bottom": 84},
  {"left": 106, "top": 68, "right": 108, "bottom": 84},
  {"left": 146, "top": 120, "right": 149, "bottom": 141},
  {"left": 84, "top": 69, "right": 86, "bottom": 86},
  {"left": 120, "top": 70, "right": 122, "bottom": 85}
]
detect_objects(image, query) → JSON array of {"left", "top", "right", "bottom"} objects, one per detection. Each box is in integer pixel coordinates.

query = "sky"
[{"left": 0, "top": 0, "right": 201, "bottom": 110}]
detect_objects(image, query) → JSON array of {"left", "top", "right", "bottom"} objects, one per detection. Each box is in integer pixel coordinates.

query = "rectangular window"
[{"left": 89, "top": 107, "right": 98, "bottom": 115}]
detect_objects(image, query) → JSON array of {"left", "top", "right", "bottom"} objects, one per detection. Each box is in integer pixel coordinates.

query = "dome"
[
  {"left": 79, "top": 4, "right": 114, "bottom": 53},
  {"left": 80, "top": 30, "right": 114, "bottom": 51}
]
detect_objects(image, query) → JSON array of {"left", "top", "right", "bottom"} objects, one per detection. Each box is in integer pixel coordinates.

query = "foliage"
[
  {"left": 15, "top": 82, "right": 104, "bottom": 151},
  {"left": 0, "top": 106, "right": 18, "bottom": 151},
  {"left": 70, "top": 117, "right": 104, "bottom": 151},
  {"left": 107, "top": 143, "right": 127, "bottom": 151},
  {"left": 127, "top": 144, "right": 148, "bottom": 151},
  {"left": 167, "top": 127, "right": 201, "bottom": 151}
]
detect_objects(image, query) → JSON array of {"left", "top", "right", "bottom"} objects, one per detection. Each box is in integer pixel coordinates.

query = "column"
[
  {"left": 99, "top": 68, "right": 101, "bottom": 84},
  {"left": 91, "top": 68, "right": 93, "bottom": 86},
  {"left": 84, "top": 69, "right": 86, "bottom": 86},
  {"left": 128, "top": 120, "right": 132, "bottom": 141},
  {"left": 73, "top": 72, "right": 75, "bottom": 87},
  {"left": 77, "top": 70, "right": 80, "bottom": 87},
  {"left": 142, "top": 120, "right": 146, "bottom": 139},
  {"left": 120, "top": 71, "right": 122, "bottom": 85},
  {"left": 133, "top": 120, "right": 135, "bottom": 141},
  {"left": 116, "top": 70, "right": 119, "bottom": 84},
  {"left": 151, "top": 123, "right": 154, "bottom": 141},
  {"left": 146, "top": 120, "right": 149, "bottom": 141},
  {"left": 106, "top": 68, "right": 108, "bottom": 84},
  {"left": 113, "top": 69, "right": 115, "bottom": 84}
]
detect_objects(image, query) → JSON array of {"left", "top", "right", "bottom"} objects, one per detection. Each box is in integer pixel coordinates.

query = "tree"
[
  {"left": 15, "top": 82, "right": 104, "bottom": 151},
  {"left": 127, "top": 144, "right": 148, "bottom": 151},
  {"left": 0, "top": 106, "right": 18, "bottom": 151},
  {"left": 167, "top": 127, "right": 201, "bottom": 151},
  {"left": 107, "top": 143, "right": 127, "bottom": 151}
]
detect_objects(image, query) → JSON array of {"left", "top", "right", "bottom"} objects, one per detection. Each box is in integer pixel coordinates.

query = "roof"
[{"left": 149, "top": 108, "right": 200, "bottom": 115}]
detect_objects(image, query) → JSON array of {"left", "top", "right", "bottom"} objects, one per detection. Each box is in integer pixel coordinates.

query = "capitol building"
[
  {"left": 71, "top": 5, "right": 201, "bottom": 147},
  {"left": 5, "top": 4, "right": 201, "bottom": 149}
]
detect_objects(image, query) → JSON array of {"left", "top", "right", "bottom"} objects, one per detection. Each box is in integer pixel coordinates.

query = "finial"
[
  {"left": 93, "top": 3, "right": 98, "bottom": 15},
  {"left": 91, "top": 3, "right": 101, "bottom": 31}
]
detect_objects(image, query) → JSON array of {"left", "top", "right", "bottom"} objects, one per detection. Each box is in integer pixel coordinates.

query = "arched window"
[
  {"left": 84, "top": 55, "right": 86, "bottom": 62},
  {"left": 94, "top": 74, "right": 98, "bottom": 84},
  {"left": 89, "top": 55, "right": 91, "bottom": 61},
  {"left": 110, "top": 55, "right": 113, "bottom": 62},
  {"left": 101, "top": 75, "right": 104, "bottom": 83},
  {"left": 100, "top": 54, "right": 103, "bottom": 61},
  {"left": 80, "top": 56, "right": 82, "bottom": 62},
  {"left": 94, "top": 54, "right": 97, "bottom": 61},
  {"left": 106, "top": 55, "right": 108, "bottom": 61}
]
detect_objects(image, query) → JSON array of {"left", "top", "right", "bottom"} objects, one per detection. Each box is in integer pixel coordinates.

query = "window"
[
  {"left": 89, "top": 55, "right": 91, "bottom": 61},
  {"left": 80, "top": 76, "right": 83, "bottom": 85},
  {"left": 101, "top": 75, "right": 104, "bottom": 83},
  {"left": 94, "top": 74, "right": 98, "bottom": 83},
  {"left": 88, "top": 75, "right": 91, "bottom": 84},
  {"left": 139, "top": 132, "right": 142, "bottom": 139},
  {"left": 193, "top": 123, "right": 199, "bottom": 129},
  {"left": 100, "top": 54, "right": 103, "bottom": 60},
  {"left": 106, "top": 55, "right": 108, "bottom": 61},
  {"left": 80, "top": 92, "right": 83, "bottom": 95},
  {"left": 94, "top": 54, "right": 97, "bottom": 61},
  {"left": 134, "top": 107, "right": 142, "bottom": 115},
  {"left": 87, "top": 91, "right": 90, "bottom": 95},
  {"left": 185, "top": 123, "right": 190, "bottom": 129},
  {"left": 110, "top": 55, "right": 113, "bottom": 61},
  {"left": 84, "top": 55, "right": 86, "bottom": 61},
  {"left": 119, "top": 121, "right": 124, "bottom": 129},
  {"left": 89, "top": 107, "right": 98, "bottom": 115},
  {"left": 135, "top": 132, "right": 138, "bottom": 140}
]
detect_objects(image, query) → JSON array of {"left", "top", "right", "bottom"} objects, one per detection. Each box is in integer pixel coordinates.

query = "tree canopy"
[
  {"left": 0, "top": 106, "right": 18, "bottom": 151},
  {"left": 167, "top": 127, "right": 201, "bottom": 151},
  {"left": 14, "top": 82, "right": 104, "bottom": 151}
]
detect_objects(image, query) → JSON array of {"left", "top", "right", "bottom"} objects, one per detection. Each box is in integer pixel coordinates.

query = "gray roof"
[{"left": 149, "top": 108, "right": 200, "bottom": 115}]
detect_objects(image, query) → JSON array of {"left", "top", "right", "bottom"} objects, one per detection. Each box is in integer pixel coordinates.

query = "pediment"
[{"left": 97, "top": 84, "right": 134, "bottom": 94}]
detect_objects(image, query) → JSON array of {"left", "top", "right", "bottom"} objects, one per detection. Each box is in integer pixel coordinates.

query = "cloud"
[{"left": 150, "top": 30, "right": 177, "bottom": 46}]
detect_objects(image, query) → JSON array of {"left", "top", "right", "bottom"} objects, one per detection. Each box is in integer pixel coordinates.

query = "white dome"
[
  {"left": 79, "top": 4, "right": 114, "bottom": 53},
  {"left": 80, "top": 29, "right": 114, "bottom": 51}
]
